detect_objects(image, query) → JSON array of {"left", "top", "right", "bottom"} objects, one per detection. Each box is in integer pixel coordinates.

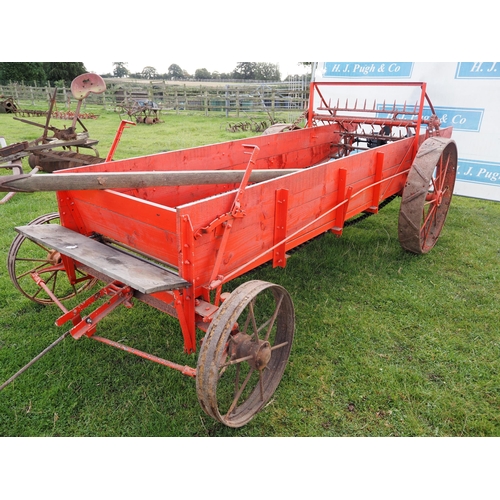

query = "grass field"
[{"left": 0, "top": 105, "right": 499, "bottom": 438}]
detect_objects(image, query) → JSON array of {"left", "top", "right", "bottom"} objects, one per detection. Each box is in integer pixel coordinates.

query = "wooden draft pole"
[{"left": 0, "top": 169, "right": 298, "bottom": 193}]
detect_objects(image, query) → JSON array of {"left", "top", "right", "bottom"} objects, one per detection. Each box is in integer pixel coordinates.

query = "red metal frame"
[{"left": 105, "top": 120, "right": 135, "bottom": 162}]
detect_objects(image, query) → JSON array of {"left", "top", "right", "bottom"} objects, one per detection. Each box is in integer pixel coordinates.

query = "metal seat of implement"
[{"left": 15, "top": 224, "right": 189, "bottom": 294}]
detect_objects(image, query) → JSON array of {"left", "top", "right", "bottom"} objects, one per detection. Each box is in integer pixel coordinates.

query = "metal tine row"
[
  {"left": 321, "top": 97, "right": 421, "bottom": 117},
  {"left": 367, "top": 124, "right": 410, "bottom": 139},
  {"left": 341, "top": 124, "right": 413, "bottom": 140}
]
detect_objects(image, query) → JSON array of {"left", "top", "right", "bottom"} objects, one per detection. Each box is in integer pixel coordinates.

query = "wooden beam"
[{"left": 0, "top": 169, "right": 299, "bottom": 193}]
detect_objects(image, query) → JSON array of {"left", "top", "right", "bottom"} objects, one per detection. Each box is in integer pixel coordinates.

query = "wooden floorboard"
[{"left": 15, "top": 224, "right": 189, "bottom": 294}]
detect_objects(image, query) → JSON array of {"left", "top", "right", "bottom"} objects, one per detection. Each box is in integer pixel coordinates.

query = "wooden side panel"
[
  {"left": 61, "top": 124, "right": 343, "bottom": 175},
  {"left": 177, "top": 136, "right": 417, "bottom": 288},
  {"left": 340, "top": 136, "right": 415, "bottom": 219},
  {"left": 57, "top": 125, "right": 344, "bottom": 207},
  {"left": 58, "top": 189, "right": 179, "bottom": 267}
]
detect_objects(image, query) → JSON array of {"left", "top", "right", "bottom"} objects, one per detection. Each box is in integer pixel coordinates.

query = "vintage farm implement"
[
  {"left": 0, "top": 74, "right": 107, "bottom": 204},
  {"left": 0, "top": 81, "right": 457, "bottom": 427}
]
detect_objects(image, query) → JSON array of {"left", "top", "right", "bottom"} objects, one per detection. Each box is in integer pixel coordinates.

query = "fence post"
[
  {"left": 11, "top": 82, "right": 17, "bottom": 102},
  {"left": 46, "top": 83, "right": 51, "bottom": 106},
  {"left": 62, "top": 86, "right": 69, "bottom": 109}
]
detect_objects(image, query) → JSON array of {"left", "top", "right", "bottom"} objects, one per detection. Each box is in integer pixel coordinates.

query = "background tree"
[
  {"left": 232, "top": 62, "right": 281, "bottom": 81},
  {"left": 194, "top": 68, "right": 211, "bottom": 80},
  {"left": 233, "top": 62, "right": 256, "bottom": 79},
  {"left": 0, "top": 62, "right": 46, "bottom": 83},
  {"left": 167, "top": 64, "right": 185, "bottom": 80},
  {"left": 142, "top": 66, "right": 158, "bottom": 79},
  {"left": 284, "top": 73, "right": 311, "bottom": 83},
  {"left": 43, "top": 63, "right": 87, "bottom": 83},
  {"left": 113, "top": 62, "right": 129, "bottom": 78},
  {"left": 254, "top": 63, "right": 280, "bottom": 81},
  {"left": 299, "top": 62, "right": 314, "bottom": 77}
]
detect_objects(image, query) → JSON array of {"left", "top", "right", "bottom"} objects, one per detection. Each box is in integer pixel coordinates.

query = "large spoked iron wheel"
[
  {"left": 196, "top": 280, "right": 294, "bottom": 428},
  {"left": 398, "top": 137, "right": 458, "bottom": 254},
  {"left": 7, "top": 212, "right": 98, "bottom": 305}
]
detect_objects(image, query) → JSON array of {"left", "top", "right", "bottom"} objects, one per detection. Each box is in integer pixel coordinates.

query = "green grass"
[{"left": 0, "top": 106, "right": 499, "bottom": 436}]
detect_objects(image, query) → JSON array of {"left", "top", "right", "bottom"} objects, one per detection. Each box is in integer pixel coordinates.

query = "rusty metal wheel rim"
[
  {"left": 7, "top": 212, "right": 98, "bottom": 304},
  {"left": 196, "top": 280, "right": 294, "bottom": 428},
  {"left": 398, "top": 137, "right": 458, "bottom": 254}
]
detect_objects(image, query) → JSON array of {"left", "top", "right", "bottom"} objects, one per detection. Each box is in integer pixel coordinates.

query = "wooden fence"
[{"left": 0, "top": 79, "right": 309, "bottom": 119}]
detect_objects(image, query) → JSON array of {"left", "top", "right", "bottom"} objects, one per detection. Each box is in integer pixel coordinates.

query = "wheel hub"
[
  {"left": 230, "top": 332, "right": 272, "bottom": 371},
  {"left": 47, "top": 249, "right": 62, "bottom": 265},
  {"left": 426, "top": 190, "right": 444, "bottom": 207}
]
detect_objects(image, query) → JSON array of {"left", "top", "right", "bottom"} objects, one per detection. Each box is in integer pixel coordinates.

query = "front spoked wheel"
[{"left": 196, "top": 280, "right": 295, "bottom": 428}]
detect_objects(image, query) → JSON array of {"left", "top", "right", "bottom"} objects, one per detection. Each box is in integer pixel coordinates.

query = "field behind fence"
[{"left": 0, "top": 78, "right": 309, "bottom": 119}]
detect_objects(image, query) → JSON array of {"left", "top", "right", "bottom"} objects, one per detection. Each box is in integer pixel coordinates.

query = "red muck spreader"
[{"left": 0, "top": 82, "right": 457, "bottom": 427}]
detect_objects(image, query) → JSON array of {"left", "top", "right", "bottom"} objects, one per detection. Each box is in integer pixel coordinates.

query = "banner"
[{"left": 313, "top": 62, "right": 500, "bottom": 202}]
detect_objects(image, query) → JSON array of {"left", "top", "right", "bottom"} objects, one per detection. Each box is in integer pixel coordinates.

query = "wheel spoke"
[
  {"left": 15, "top": 261, "right": 56, "bottom": 280},
  {"left": 50, "top": 270, "right": 59, "bottom": 294},
  {"left": 263, "top": 294, "right": 284, "bottom": 341},
  {"left": 241, "top": 299, "right": 254, "bottom": 335},
  {"left": 15, "top": 257, "right": 53, "bottom": 264},
  {"left": 247, "top": 293, "right": 285, "bottom": 340},
  {"left": 234, "top": 364, "right": 241, "bottom": 398},
  {"left": 421, "top": 202, "right": 439, "bottom": 236},
  {"left": 270, "top": 341, "right": 289, "bottom": 351},
  {"left": 227, "top": 366, "right": 255, "bottom": 416},
  {"left": 221, "top": 353, "right": 254, "bottom": 368},
  {"left": 430, "top": 175, "right": 438, "bottom": 193},
  {"left": 43, "top": 270, "right": 58, "bottom": 288},
  {"left": 248, "top": 300, "right": 259, "bottom": 340},
  {"left": 31, "top": 240, "right": 54, "bottom": 255},
  {"left": 436, "top": 154, "right": 452, "bottom": 192},
  {"left": 31, "top": 285, "right": 44, "bottom": 300}
]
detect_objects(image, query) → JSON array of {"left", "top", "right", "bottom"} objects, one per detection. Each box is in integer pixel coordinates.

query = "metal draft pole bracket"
[{"left": 208, "top": 144, "right": 260, "bottom": 289}]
